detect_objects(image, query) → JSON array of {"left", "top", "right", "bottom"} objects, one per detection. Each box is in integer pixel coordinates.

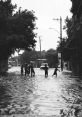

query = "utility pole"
[
  {"left": 53, "top": 16, "right": 63, "bottom": 71},
  {"left": 39, "top": 36, "right": 41, "bottom": 58},
  {"left": 60, "top": 16, "right": 63, "bottom": 71}
]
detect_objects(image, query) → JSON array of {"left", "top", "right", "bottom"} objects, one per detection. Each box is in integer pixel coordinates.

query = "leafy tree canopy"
[
  {"left": 46, "top": 49, "right": 58, "bottom": 68},
  {"left": 0, "top": 0, "right": 37, "bottom": 60},
  {"left": 70, "top": 0, "right": 82, "bottom": 17},
  {"left": 20, "top": 50, "right": 37, "bottom": 65}
]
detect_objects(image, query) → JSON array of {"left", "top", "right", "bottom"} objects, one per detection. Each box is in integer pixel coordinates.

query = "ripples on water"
[{"left": 0, "top": 68, "right": 82, "bottom": 117}]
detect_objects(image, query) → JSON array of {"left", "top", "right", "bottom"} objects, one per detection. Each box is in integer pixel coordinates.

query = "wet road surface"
[{"left": 0, "top": 67, "right": 82, "bottom": 117}]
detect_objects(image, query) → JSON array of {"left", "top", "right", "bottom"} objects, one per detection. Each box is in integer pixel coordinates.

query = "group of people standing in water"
[
  {"left": 21, "top": 62, "right": 60, "bottom": 77},
  {"left": 21, "top": 62, "right": 35, "bottom": 77}
]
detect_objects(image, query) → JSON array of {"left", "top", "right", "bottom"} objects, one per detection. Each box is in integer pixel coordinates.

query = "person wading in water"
[
  {"left": 44, "top": 64, "right": 48, "bottom": 77},
  {"left": 52, "top": 67, "right": 60, "bottom": 77}
]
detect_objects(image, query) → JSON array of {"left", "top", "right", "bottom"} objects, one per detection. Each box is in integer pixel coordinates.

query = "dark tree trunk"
[{"left": 0, "top": 59, "right": 8, "bottom": 76}]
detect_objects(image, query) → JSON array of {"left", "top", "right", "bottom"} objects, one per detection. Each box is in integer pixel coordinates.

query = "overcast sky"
[{"left": 12, "top": 0, "right": 72, "bottom": 51}]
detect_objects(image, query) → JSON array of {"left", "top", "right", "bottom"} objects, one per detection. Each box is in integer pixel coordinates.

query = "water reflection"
[{"left": 30, "top": 75, "right": 65, "bottom": 116}]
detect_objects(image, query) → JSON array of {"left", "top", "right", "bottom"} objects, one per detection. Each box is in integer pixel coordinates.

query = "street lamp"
[
  {"left": 49, "top": 28, "right": 60, "bottom": 34},
  {"left": 53, "top": 16, "right": 63, "bottom": 71}
]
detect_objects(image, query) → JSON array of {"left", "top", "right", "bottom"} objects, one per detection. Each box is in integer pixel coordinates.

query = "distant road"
[{"left": 8, "top": 66, "right": 21, "bottom": 74}]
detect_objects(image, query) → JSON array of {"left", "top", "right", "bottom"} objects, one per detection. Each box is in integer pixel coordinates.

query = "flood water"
[{"left": 0, "top": 67, "right": 82, "bottom": 117}]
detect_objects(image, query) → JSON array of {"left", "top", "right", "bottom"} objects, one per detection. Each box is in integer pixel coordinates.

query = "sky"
[{"left": 12, "top": 0, "right": 72, "bottom": 51}]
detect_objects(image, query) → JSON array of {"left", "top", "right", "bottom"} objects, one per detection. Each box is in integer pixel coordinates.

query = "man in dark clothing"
[
  {"left": 24, "top": 63, "right": 28, "bottom": 76},
  {"left": 27, "top": 64, "right": 30, "bottom": 76},
  {"left": 52, "top": 67, "right": 60, "bottom": 77},
  {"left": 30, "top": 63, "right": 35, "bottom": 77},
  {"left": 44, "top": 64, "right": 48, "bottom": 77},
  {"left": 21, "top": 64, "right": 24, "bottom": 75}
]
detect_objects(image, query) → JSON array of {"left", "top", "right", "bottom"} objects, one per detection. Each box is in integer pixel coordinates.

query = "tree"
[
  {"left": 62, "top": 0, "right": 82, "bottom": 74},
  {"left": 46, "top": 49, "right": 58, "bottom": 68},
  {"left": 19, "top": 50, "right": 37, "bottom": 65},
  {"left": 70, "top": 0, "right": 82, "bottom": 18},
  {"left": 0, "top": 0, "right": 36, "bottom": 74}
]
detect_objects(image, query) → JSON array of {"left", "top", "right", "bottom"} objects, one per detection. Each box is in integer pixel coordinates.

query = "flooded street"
[{"left": 0, "top": 67, "right": 82, "bottom": 117}]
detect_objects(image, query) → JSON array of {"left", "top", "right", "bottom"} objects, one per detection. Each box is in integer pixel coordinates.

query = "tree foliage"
[
  {"left": 64, "top": 17, "right": 73, "bottom": 39},
  {"left": 62, "top": 0, "right": 82, "bottom": 61},
  {"left": 0, "top": 0, "right": 36, "bottom": 60},
  {"left": 20, "top": 50, "right": 37, "bottom": 65},
  {"left": 70, "top": 0, "right": 82, "bottom": 18},
  {"left": 46, "top": 49, "right": 58, "bottom": 68}
]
